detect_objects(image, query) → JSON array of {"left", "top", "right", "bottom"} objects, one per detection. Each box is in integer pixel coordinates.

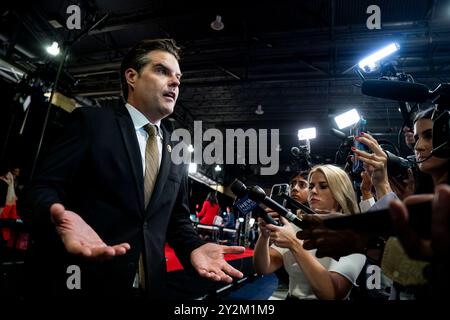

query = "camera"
[
  {"left": 290, "top": 145, "right": 312, "bottom": 171},
  {"left": 385, "top": 150, "right": 413, "bottom": 180}
]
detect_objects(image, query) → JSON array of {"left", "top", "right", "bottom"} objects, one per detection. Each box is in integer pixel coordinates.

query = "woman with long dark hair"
[
  {"left": 196, "top": 191, "right": 220, "bottom": 225},
  {"left": 413, "top": 107, "right": 449, "bottom": 188}
]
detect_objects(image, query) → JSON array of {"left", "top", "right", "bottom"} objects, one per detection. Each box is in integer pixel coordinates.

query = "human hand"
[
  {"left": 360, "top": 170, "right": 373, "bottom": 200},
  {"left": 191, "top": 242, "right": 245, "bottom": 283},
  {"left": 257, "top": 209, "right": 279, "bottom": 238},
  {"left": 389, "top": 189, "right": 442, "bottom": 261},
  {"left": 297, "top": 213, "right": 369, "bottom": 260},
  {"left": 353, "top": 132, "right": 391, "bottom": 198},
  {"left": 265, "top": 217, "right": 299, "bottom": 249},
  {"left": 50, "top": 203, "right": 130, "bottom": 260}
]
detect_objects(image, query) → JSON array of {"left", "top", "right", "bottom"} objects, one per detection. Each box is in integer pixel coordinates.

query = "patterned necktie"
[{"left": 143, "top": 124, "right": 160, "bottom": 208}]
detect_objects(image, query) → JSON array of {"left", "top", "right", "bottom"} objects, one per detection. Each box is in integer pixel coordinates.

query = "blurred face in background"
[
  {"left": 308, "top": 172, "right": 339, "bottom": 212},
  {"left": 414, "top": 118, "right": 448, "bottom": 183},
  {"left": 290, "top": 174, "right": 309, "bottom": 204}
]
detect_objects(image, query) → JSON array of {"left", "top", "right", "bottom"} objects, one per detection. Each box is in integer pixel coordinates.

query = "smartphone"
[
  {"left": 270, "top": 184, "right": 290, "bottom": 206},
  {"left": 322, "top": 201, "right": 432, "bottom": 238},
  {"left": 351, "top": 117, "right": 369, "bottom": 174}
]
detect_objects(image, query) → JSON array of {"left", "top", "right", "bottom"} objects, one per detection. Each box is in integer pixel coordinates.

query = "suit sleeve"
[
  {"left": 21, "top": 109, "right": 90, "bottom": 226},
  {"left": 166, "top": 166, "right": 205, "bottom": 271}
]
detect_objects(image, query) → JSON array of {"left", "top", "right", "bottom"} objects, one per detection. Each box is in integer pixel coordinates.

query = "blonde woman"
[{"left": 253, "top": 165, "right": 366, "bottom": 300}]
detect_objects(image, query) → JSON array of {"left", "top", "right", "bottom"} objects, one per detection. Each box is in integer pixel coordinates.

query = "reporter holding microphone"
[{"left": 252, "top": 165, "right": 366, "bottom": 300}]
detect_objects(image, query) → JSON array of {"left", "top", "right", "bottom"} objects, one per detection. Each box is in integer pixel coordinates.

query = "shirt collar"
[{"left": 125, "top": 103, "right": 163, "bottom": 138}]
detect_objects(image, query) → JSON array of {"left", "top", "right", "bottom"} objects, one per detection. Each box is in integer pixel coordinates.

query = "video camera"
[
  {"left": 291, "top": 144, "right": 312, "bottom": 171},
  {"left": 385, "top": 150, "right": 414, "bottom": 181}
]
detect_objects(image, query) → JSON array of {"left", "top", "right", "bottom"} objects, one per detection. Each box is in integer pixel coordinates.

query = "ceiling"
[{"left": 1, "top": 0, "right": 450, "bottom": 186}]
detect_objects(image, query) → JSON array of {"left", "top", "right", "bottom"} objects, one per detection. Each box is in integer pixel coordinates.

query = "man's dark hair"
[
  {"left": 290, "top": 170, "right": 309, "bottom": 182},
  {"left": 120, "top": 39, "right": 181, "bottom": 102}
]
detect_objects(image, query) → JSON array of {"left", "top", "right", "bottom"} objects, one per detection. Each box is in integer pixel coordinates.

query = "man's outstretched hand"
[
  {"left": 50, "top": 203, "right": 130, "bottom": 260},
  {"left": 191, "top": 243, "right": 245, "bottom": 283}
]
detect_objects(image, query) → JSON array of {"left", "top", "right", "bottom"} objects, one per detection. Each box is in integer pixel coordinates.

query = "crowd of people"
[
  {"left": 252, "top": 106, "right": 449, "bottom": 300},
  {"left": 0, "top": 37, "right": 448, "bottom": 301}
]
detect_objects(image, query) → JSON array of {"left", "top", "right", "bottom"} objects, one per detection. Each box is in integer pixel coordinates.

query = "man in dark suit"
[{"left": 24, "top": 39, "right": 244, "bottom": 298}]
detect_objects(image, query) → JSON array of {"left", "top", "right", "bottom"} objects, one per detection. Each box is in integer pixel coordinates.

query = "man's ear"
[{"left": 124, "top": 68, "right": 138, "bottom": 91}]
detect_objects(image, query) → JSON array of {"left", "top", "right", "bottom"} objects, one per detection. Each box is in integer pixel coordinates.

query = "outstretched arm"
[
  {"left": 50, "top": 203, "right": 130, "bottom": 260},
  {"left": 190, "top": 242, "right": 245, "bottom": 283}
]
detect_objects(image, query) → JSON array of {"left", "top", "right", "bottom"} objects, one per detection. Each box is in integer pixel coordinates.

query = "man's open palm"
[{"left": 50, "top": 203, "right": 130, "bottom": 260}]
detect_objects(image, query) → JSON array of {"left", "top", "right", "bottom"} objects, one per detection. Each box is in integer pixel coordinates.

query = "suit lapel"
[
  {"left": 116, "top": 106, "right": 145, "bottom": 212},
  {"left": 145, "top": 124, "right": 172, "bottom": 219}
]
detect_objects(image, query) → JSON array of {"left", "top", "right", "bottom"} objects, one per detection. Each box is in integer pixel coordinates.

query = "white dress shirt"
[{"left": 125, "top": 103, "right": 163, "bottom": 175}]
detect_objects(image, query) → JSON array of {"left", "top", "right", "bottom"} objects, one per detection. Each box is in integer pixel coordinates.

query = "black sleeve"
[
  {"left": 166, "top": 167, "right": 205, "bottom": 271},
  {"left": 21, "top": 109, "right": 90, "bottom": 225}
]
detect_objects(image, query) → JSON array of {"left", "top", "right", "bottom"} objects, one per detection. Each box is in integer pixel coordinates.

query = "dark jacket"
[{"left": 24, "top": 105, "right": 204, "bottom": 298}]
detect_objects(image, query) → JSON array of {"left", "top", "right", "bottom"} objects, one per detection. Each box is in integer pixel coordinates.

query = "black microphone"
[
  {"left": 230, "top": 179, "right": 279, "bottom": 226},
  {"left": 230, "top": 179, "right": 247, "bottom": 198},
  {"left": 279, "top": 193, "right": 317, "bottom": 215},
  {"left": 361, "top": 80, "right": 429, "bottom": 103},
  {"left": 246, "top": 185, "right": 310, "bottom": 229}
]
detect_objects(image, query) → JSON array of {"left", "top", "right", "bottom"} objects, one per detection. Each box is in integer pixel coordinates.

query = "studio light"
[
  {"left": 298, "top": 127, "right": 316, "bottom": 141},
  {"left": 334, "top": 109, "right": 361, "bottom": 130},
  {"left": 214, "top": 165, "right": 222, "bottom": 172},
  {"left": 46, "top": 41, "right": 60, "bottom": 56},
  {"left": 358, "top": 42, "right": 400, "bottom": 73},
  {"left": 187, "top": 144, "right": 194, "bottom": 153}
]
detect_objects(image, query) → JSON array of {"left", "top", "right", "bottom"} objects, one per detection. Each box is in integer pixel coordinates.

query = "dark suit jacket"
[{"left": 24, "top": 104, "right": 204, "bottom": 298}]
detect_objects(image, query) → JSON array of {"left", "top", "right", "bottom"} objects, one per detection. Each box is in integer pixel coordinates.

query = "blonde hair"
[{"left": 308, "top": 164, "right": 359, "bottom": 214}]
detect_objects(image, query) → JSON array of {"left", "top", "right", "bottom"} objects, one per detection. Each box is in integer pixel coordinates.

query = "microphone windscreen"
[
  {"left": 361, "top": 80, "right": 429, "bottom": 103},
  {"left": 230, "top": 179, "right": 247, "bottom": 198}
]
